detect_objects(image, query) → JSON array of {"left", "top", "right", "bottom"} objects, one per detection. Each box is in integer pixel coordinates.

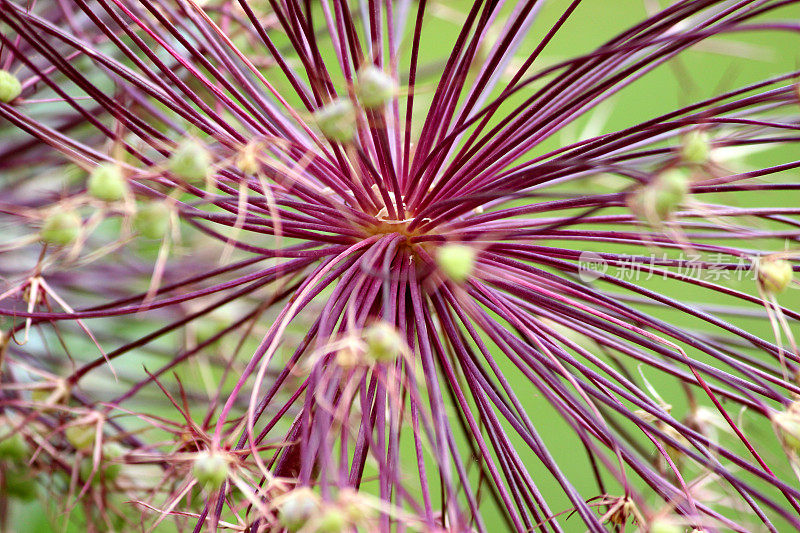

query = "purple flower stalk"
[{"left": 1, "top": 1, "right": 800, "bottom": 531}]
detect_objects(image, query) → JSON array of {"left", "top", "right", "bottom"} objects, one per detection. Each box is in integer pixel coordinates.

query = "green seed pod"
[
  {"left": 355, "top": 65, "right": 397, "bottom": 109},
  {"left": 192, "top": 450, "right": 229, "bottom": 488},
  {"left": 628, "top": 170, "right": 689, "bottom": 223},
  {"left": 169, "top": 140, "right": 211, "bottom": 183},
  {"left": 4, "top": 469, "right": 37, "bottom": 501},
  {"left": 774, "top": 410, "right": 800, "bottom": 450},
  {"left": 40, "top": 211, "right": 81, "bottom": 246},
  {"left": 363, "top": 322, "right": 403, "bottom": 364},
  {"left": 0, "top": 432, "right": 29, "bottom": 462},
  {"left": 279, "top": 488, "right": 321, "bottom": 533},
  {"left": 133, "top": 202, "right": 170, "bottom": 240},
  {"left": 102, "top": 442, "right": 125, "bottom": 481},
  {"left": 0, "top": 70, "right": 22, "bottom": 103},
  {"left": 436, "top": 243, "right": 477, "bottom": 283},
  {"left": 680, "top": 130, "right": 711, "bottom": 165},
  {"left": 314, "top": 98, "right": 356, "bottom": 143},
  {"left": 65, "top": 424, "right": 95, "bottom": 451},
  {"left": 88, "top": 163, "right": 128, "bottom": 202},
  {"left": 758, "top": 258, "right": 793, "bottom": 294},
  {"left": 315, "top": 508, "right": 349, "bottom": 533}
]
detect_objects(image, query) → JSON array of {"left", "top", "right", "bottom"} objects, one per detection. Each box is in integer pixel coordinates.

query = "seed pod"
[
  {"left": 363, "top": 322, "right": 403, "bottom": 364},
  {"left": 680, "top": 130, "right": 711, "bottom": 165},
  {"left": 4, "top": 469, "right": 37, "bottom": 501},
  {"left": 356, "top": 65, "right": 397, "bottom": 109},
  {"left": 647, "top": 520, "right": 683, "bottom": 533},
  {"left": 628, "top": 169, "right": 689, "bottom": 223},
  {"left": 192, "top": 450, "right": 229, "bottom": 488},
  {"left": 314, "top": 98, "right": 356, "bottom": 143},
  {"left": 102, "top": 442, "right": 125, "bottom": 481},
  {"left": 0, "top": 70, "right": 22, "bottom": 103},
  {"left": 40, "top": 211, "right": 81, "bottom": 246},
  {"left": 133, "top": 202, "right": 170, "bottom": 240},
  {"left": 315, "top": 508, "right": 349, "bottom": 533},
  {"left": 279, "top": 488, "right": 321, "bottom": 533},
  {"left": 757, "top": 258, "right": 793, "bottom": 294},
  {"left": 436, "top": 243, "right": 477, "bottom": 283},
  {"left": 0, "top": 433, "right": 29, "bottom": 462},
  {"left": 169, "top": 140, "right": 211, "bottom": 183},
  {"left": 88, "top": 163, "right": 127, "bottom": 202},
  {"left": 65, "top": 424, "right": 95, "bottom": 451},
  {"left": 774, "top": 410, "right": 800, "bottom": 450}
]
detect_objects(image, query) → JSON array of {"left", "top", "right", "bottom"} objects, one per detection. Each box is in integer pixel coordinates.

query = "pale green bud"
[
  {"left": 0, "top": 70, "right": 22, "bottom": 103},
  {"left": 314, "top": 98, "right": 356, "bottom": 142}
]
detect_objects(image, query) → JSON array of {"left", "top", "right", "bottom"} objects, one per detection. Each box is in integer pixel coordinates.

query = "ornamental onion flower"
[{"left": 2, "top": 1, "right": 800, "bottom": 532}]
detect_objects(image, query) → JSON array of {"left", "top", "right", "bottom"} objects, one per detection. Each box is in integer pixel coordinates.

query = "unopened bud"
[{"left": 628, "top": 169, "right": 689, "bottom": 223}]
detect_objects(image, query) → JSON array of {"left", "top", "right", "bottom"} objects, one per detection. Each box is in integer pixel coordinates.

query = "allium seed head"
[
  {"left": 169, "top": 140, "right": 211, "bottom": 183},
  {"left": 680, "top": 130, "right": 712, "bottom": 165},
  {"left": 436, "top": 243, "right": 477, "bottom": 283},
  {"left": 133, "top": 203, "right": 170, "bottom": 240},
  {"left": 191, "top": 450, "right": 229, "bottom": 488},
  {"left": 278, "top": 488, "right": 321, "bottom": 533},
  {"left": 363, "top": 322, "right": 403, "bottom": 364}
]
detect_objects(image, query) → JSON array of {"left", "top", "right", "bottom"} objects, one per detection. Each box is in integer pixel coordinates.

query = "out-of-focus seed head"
[
  {"left": 363, "top": 322, "right": 403, "bottom": 364},
  {"left": 436, "top": 243, "right": 477, "bottom": 283},
  {"left": 278, "top": 487, "right": 321, "bottom": 533},
  {"left": 40, "top": 211, "right": 81, "bottom": 246},
  {"left": 628, "top": 169, "right": 689, "bottom": 223},
  {"left": 314, "top": 98, "right": 356, "bottom": 143},
  {"left": 356, "top": 65, "right": 397, "bottom": 109},
  {"left": 88, "top": 163, "right": 128, "bottom": 202},
  {"left": 133, "top": 202, "right": 170, "bottom": 240},
  {"left": 169, "top": 139, "right": 211, "bottom": 183},
  {"left": 192, "top": 450, "right": 229, "bottom": 488},
  {"left": 0, "top": 432, "right": 29, "bottom": 462},
  {"left": 680, "top": 129, "right": 711, "bottom": 165},
  {"left": 65, "top": 423, "right": 95, "bottom": 451},
  {"left": 757, "top": 258, "right": 793, "bottom": 294},
  {"left": 0, "top": 70, "right": 22, "bottom": 103}
]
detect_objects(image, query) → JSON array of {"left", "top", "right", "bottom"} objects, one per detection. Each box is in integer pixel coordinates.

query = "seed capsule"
[
  {"left": 40, "top": 211, "right": 81, "bottom": 246},
  {"left": 279, "top": 488, "right": 321, "bottom": 532},
  {"left": 680, "top": 130, "right": 711, "bottom": 165},
  {"left": 628, "top": 169, "right": 689, "bottom": 223},
  {"left": 314, "top": 98, "right": 356, "bottom": 143},
  {"left": 363, "top": 322, "right": 403, "bottom": 363},
  {"left": 757, "top": 258, "right": 793, "bottom": 294},
  {"left": 88, "top": 163, "right": 127, "bottom": 202},
  {"left": 102, "top": 442, "right": 125, "bottom": 481},
  {"left": 774, "top": 410, "right": 800, "bottom": 450},
  {"left": 0, "top": 433, "right": 29, "bottom": 462},
  {"left": 192, "top": 450, "right": 229, "bottom": 488},
  {"left": 315, "top": 508, "right": 349, "bottom": 533},
  {"left": 133, "top": 202, "right": 170, "bottom": 240},
  {"left": 0, "top": 70, "right": 22, "bottom": 103},
  {"left": 169, "top": 140, "right": 211, "bottom": 183},
  {"left": 356, "top": 65, "right": 397, "bottom": 109},
  {"left": 65, "top": 424, "right": 95, "bottom": 451},
  {"left": 436, "top": 243, "right": 477, "bottom": 283}
]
